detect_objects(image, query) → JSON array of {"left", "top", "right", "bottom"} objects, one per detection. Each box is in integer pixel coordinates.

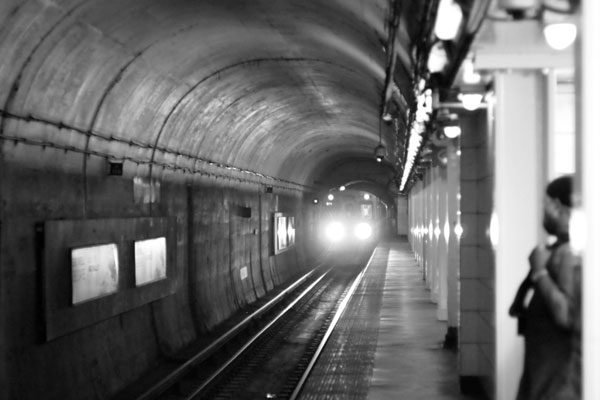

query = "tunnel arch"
[
  {"left": 0, "top": 0, "right": 404, "bottom": 195},
  {"left": 0, "top": 1, "right": 490, "bottom": 398}
]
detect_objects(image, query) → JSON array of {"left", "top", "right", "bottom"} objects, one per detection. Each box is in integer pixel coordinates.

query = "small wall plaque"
[{"left": 107, "top": 160, "right": 123, "bottom": 176}]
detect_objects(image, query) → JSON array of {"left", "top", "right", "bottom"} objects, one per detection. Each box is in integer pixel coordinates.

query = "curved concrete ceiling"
[{"left": 0, "top": 0, "right": 483, "bottom": 197}]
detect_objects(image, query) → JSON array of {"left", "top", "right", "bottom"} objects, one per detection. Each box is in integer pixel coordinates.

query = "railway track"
[{"left": 124, "top": 247, "right": 375, "bottom": 400}]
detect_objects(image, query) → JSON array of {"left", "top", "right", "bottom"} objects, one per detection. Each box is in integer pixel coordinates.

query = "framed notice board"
[{"left": 42, "top": 217, "right": 177, "bottom": 341}]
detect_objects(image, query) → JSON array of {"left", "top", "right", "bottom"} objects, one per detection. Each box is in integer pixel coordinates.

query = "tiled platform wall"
[
  {"left": 458, "top": 108, "right": 494, "bottom": 396},
  {"left": 407, "top": 107, "right": 494, "bottom": 399}
]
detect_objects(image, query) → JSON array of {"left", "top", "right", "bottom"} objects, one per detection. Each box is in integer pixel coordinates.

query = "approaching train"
[{"left": 312, "top": 189, "right": 391, "bottom": 262}]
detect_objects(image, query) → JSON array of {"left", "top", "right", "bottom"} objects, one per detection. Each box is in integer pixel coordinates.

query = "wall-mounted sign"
[
  {"left": 71, "top": 243, "right": 119, "bottom": 304},
  {"left": 134, "top": 237, "right": 167, "bottom": 286},
  {"left": 273, "top": 213, "right": 296, "bottom": 254},
  {"left": 277, "top": 215, "right": 288, "bottom": 252},
  {"left": 44, "top": 217, "right": 176, "bottom": 341},
  {"left": 287, "top": 217, "right": 296, "bottom": 246}
]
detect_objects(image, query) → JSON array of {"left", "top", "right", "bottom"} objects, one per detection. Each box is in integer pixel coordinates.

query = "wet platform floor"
[{"left": 300, "top": 239, "right": 476, "bottom": 400}]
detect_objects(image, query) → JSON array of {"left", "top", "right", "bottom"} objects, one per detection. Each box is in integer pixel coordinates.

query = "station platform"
[{"left": 300, "top": 239, "right": 474, "bottom": 400}]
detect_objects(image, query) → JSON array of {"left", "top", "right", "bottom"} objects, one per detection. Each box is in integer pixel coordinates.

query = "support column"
[
  {"left": 430, "top": 167, "right": 440, "bottom": 303},
  {"left": 411, "top": 181, "right": 422, "bottom": 268},
  {"left": 396, "top": 196, "right": 409, "bottom": 237},
  {"left": 437, "top": 166, "right": 448, "bottom": 320},
  {"left": 580, "top": 2, "right": 600, "bottom": 398},
  {"left": 459, "top": 107, "right": 494, "bottom": 393},
  {"left": 418, "top": 180, "right": 426, "bottom": 276},
  {"left": 408, "top": 191, "right": 414, "bottom": 248},
  {"left": 425, "top": 171, "right": 434, "bottom": 287},
  {"left": 446, "top": 140, "right": 460, "bottom": 348},
  {"left": 494, "top": 71, "right": 545, "bottom": 400}
]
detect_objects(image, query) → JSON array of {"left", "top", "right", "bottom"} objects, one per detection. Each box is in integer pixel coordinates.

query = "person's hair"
[{"left": 546, "top": 175, "right": 573, "bottom": 208}]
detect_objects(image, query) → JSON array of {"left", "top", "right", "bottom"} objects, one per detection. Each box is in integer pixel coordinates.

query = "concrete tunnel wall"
[
  {"left": 0, "top": 1, "right": 417, "bottom": 398},
  {"left": 2, "top": 157, "right": 313, "bottom": 399},
  {"left": 0, "top": 3, "right": 327, "bottom": 398}
]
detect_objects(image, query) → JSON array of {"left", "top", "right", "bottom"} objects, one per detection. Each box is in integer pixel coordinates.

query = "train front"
[{"left": 316, "top": 190, "right": 388, "bottom": 266}]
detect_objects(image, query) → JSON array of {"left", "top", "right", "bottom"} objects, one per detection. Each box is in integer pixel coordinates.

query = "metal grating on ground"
[
  {"left": 298, "top": 240, "right": 472, "bottom": 400},
  {"left": 298, "top": 246, "right": 390, "bottom": 399}
]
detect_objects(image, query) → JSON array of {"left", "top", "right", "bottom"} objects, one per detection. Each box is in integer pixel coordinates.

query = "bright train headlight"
[
  {"left": 353, "top": 222, "right": 372, "bottom": 240},
  {"left": 325, "top": 221, "right": 346, "bottom": 242}
]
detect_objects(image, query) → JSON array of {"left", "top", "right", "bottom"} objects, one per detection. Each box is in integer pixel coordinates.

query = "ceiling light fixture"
[
  {"left": 434, "top": 0, "right": 464, "bottom": 41},
  {"left": 399, "top": 124, "right": 425, "bottom": 191},
  {"left": 497, "top": 0, "right": 579, "bottom": 50},
  {"left": 437, "top": 108, "right": 462, "bottom": 138},
  {"left": 541, "top": 1, "right": 578, "bottom": 50},
  {"left": 459, "top": 93, "right": 484, "bottom": 111},
  {"left": 543, "top": 21, "right": 577, "bottom": 50},
  {"left": 415, "top": 89, "right": 433, "bottom": 123},
  {"left": 374, "top": 144, "right": 386, "bottom": 163},
  {"left": 374, "top": 119, "right": 386, "bottom": 162},
  {"left": 443, "top": 125, "right": 462, "bottom": 139},
  {"left": 461, "top": 57, "right": 482, "bottom": 84},
  {"left": 427, "top": 41, "right": 449, "bottom": 73}
]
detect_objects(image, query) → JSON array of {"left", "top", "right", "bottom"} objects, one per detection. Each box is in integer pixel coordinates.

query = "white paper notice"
[
  {"left": 71, "top": 243, "right": 119, "bottom": 304},
  {"left": 134, "top": 237, "right": 167, "bottom": 286}
]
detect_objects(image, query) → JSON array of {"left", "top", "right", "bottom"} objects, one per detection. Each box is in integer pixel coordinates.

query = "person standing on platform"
[{"left": 509, "top": 175, "right": 581, "bottom": 400}]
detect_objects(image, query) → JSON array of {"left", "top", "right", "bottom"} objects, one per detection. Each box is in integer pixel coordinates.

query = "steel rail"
[
  {"left": 288, "top": 248, "right": 377, "bottom": 400},
  {"left": 182, "top": 269, "right": 332, "bottom": 399},
  {"left": 134, "top": 267, "right": 324, "bottom": 400}
]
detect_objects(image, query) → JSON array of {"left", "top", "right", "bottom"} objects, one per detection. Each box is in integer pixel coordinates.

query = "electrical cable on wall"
[{"left": 0, "top": 109, "right": 311, "bottom": 192}]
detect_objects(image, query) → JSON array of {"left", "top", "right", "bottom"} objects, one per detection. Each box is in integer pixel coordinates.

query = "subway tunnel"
[{"left": 1, "top": 0, "right": 599, "bottom": 399}]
